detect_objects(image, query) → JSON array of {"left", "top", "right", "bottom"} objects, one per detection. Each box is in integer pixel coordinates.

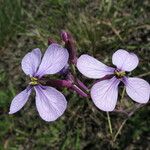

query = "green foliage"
[
  {"left": 0, "top": 0, "right": 22, "bottom": 47},
  {"left": 0, "top": 0, "right": 149, "bottom": 149}
]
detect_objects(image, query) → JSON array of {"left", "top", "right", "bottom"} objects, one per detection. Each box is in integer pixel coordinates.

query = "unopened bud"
[
  {"left": 61, "top": 31, "right": 69, "bottom": 42},
  {"left": 61, "top": 31, "right": 77, "bottom": 64}
]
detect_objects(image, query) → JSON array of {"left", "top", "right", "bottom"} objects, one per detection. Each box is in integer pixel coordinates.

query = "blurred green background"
[{"left": 0, "top": 0, "right": 150, "bottom": 149}]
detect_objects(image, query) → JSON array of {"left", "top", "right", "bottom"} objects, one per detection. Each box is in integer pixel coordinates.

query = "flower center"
[
  {"left": 114, "top": 70, "right": 126, "bottom": 78},
  {"left": 29, "top": 77, "right": 39, "bottom": 85}
]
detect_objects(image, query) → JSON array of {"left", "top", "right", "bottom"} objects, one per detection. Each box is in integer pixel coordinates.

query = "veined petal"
[
  {"left": 112, "top": 49, "right": 139, "bottom": 72},
  {"left": 21, "top": 48, "right": 42, "bottom": 76},
  {"left": 124, "top": 77, "right": 150, "bottom": 103},
  {"left": 77, "top": 54, "right": 115, "bottom": 79},
  {"left": 91, "top": 77, "right": 120, "bottom": 111},
  {"left": 9, "top": 87, "right": 32, "bottom": 114},
  {"left": 36, "top": 44, "right": 69, "bottom": 77},
  {"left": 34, "top": 86, "right": 67, "bottom": 122}
]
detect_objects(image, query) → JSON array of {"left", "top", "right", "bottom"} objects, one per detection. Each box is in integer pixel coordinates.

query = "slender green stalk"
[
  {"left": 71, "top": 64, "right": 76, "bottom": 76},
  {"left": 120, "top": 86, "right": 125, "bottom": 103},
  {"left": 113, "top": 119, "right": 127, "bottom": 142},
  {"left": 107, "top": 112, "right": 113, "bottom": 135},
  {"left": 137, "top": 71, "right": 150, "bottom": 77}
]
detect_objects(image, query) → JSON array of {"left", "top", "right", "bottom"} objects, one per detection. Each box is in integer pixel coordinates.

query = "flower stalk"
[{"left": 107, "top": 112, "right": 113, "bottom": 136}]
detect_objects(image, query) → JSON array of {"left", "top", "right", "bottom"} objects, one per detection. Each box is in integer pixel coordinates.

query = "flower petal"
[
  {"left": 9, "top": 87, "right": 32, "bottom": 114},
  {"left": 91, "top": 77, "right": 120, "bottom": 111},
  {"left": 36, "top": 44, "right": 69, "bottom": 77},
  {"left": 124, "top": 77, "right": 150, "bottom": 103},
  {"left": 21, "top": 48, "right": 42, "bottom": 76},
  {"left": 34, "top": 86, "right": 67, "bottom": 122},
  {"left": 112, "top": 49, "right": 139, "bottom": 72},
  {"left": 77, "top": 54, "right": 115, "bottom": 79}
]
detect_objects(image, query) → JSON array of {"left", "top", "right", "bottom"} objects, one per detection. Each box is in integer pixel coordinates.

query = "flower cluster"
[{"left": 9, "top": 31, "right": 150, "bottom": 122}]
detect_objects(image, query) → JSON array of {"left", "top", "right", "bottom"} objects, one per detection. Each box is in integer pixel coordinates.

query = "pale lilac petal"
[
  {"left": 112, "top": 49, "right": 139, "bottom": 72},
  {"left": 77, "top": 54, "right": 115, "bottom": 79},
  {"left": 21, "top": 48, "right": 42, "bottom": 76},
  {"left": 34, "top": 86, "right": 67, "bottom": 122},
  {"left": 9, "top": 87, "right": 32, "bottom": 114},
  {"left": 124, "top": 77, "right": 150, "bottom": 103},
  {"left": 36, "top": 44, "right": 69, "bottom": 77},
  {"left": 91, "top": 77, "right": 120, "bottom": 111}
]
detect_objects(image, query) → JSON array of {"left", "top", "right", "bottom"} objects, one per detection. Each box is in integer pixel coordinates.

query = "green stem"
[
  {"left": 120, "top": 86, "right": 125, "bottom": 103},
  {"left": 137, "top": 71, "right": 150, "bottom": 77},
  {"left": 113, "top": 119, "right": 127, "bottom": 142},
  {"left": 107, "top": 112, "right": 113, "bottom": 135},
  {"left": 71, "top": 64, "right": 76, "bottom": 76}
]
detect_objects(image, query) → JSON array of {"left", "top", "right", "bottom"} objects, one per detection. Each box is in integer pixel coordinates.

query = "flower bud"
[
  {"left": 61, "top": 31, "right": 69, "bottom": 42},
  {"left": 61, "top": 31, "right": 77, "bottom": 64}
]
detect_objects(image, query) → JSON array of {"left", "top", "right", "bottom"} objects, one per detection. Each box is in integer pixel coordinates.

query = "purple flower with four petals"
[
  {"left": 9, "top": 44, "right": 69, "bottom": 121},
  {"left": 77, "top": 49, "right": 150, "bottom": 111}
]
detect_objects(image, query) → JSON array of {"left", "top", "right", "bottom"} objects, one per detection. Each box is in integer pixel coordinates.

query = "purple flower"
[
  {"left": 9, "top": 44, "right": 69, "bottom": 121},
  {"left": 77, "top": 49, "right": 150, "bottom": 111}
]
